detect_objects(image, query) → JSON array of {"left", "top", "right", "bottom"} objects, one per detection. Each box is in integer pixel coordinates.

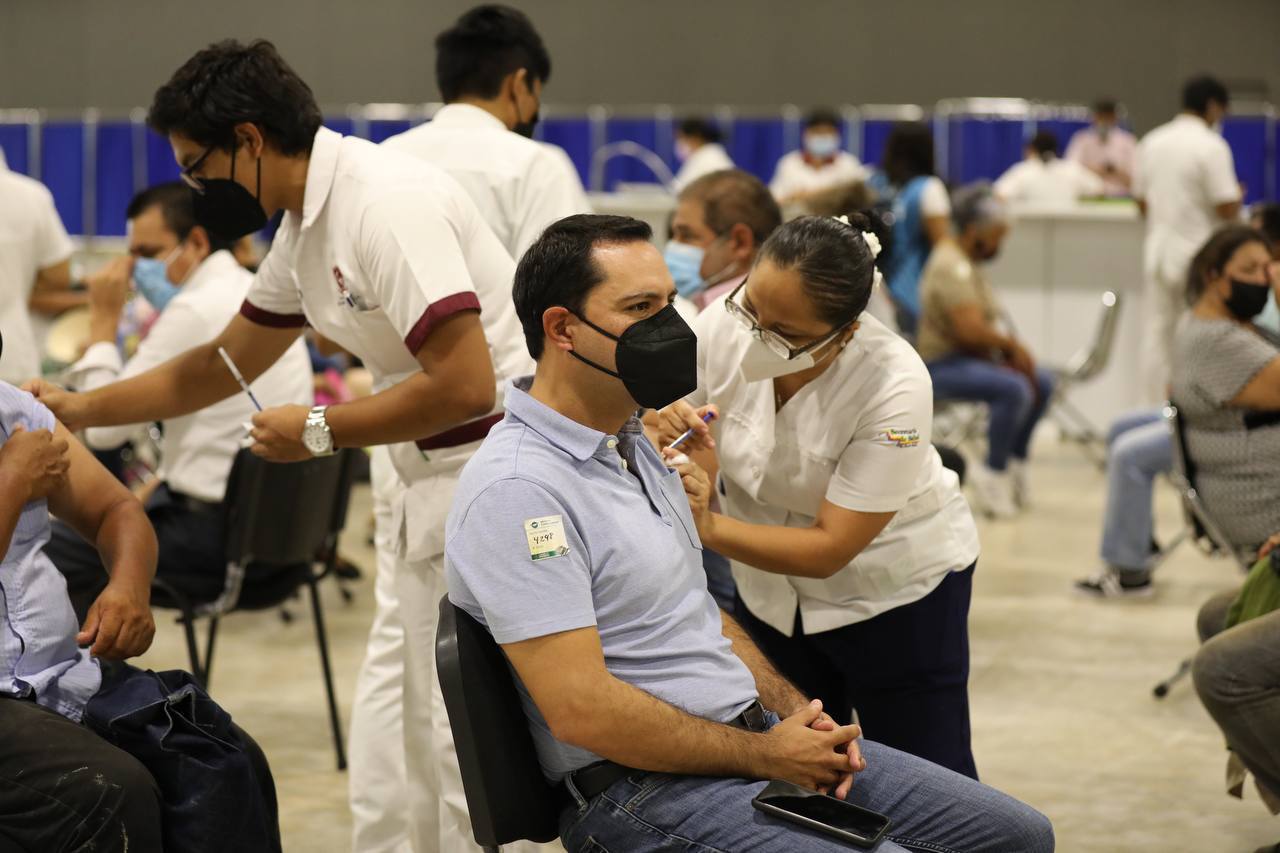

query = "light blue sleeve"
[
  {"left": 0, "top": 383, "right": 55, "bottom": 435},
  {"left": 445, "top": 477, "right": 597, "bottom": 645}
]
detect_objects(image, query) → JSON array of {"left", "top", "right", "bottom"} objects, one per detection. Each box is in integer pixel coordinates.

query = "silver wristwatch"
[{"left": 301, "top": 405, "right": 336, "bottom": 457}]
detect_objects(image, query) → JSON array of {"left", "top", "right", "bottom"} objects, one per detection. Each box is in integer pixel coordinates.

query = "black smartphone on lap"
[{"left": 751, "top": 779, "right": 892, "bottom": 848}]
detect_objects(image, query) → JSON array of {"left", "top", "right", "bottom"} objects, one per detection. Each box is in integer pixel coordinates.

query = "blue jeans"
[
  {"left": 927, "top": 357, "right": 1055, "bottom": 471},
  {"left": 559, "top": 732, "right": 1054, "bottom": 852},
  {"left": 1098, "top": 409, "right": 1173, "bottom": 572}
]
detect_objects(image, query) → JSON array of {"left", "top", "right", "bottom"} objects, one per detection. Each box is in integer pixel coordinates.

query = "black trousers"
[
  {"left": 46, "top": 484, "right": 226, "bottom": 623},
  {"left": 736, "top": 563, "right": 978, "bottom": 780},
  {"left": 0, "top": 695, "right": 163, "bottom": 853}
]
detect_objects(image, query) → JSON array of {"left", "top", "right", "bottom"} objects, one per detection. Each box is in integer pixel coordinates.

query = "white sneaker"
[
  {"left": 1009, "top": 458, "right": 1028, "bottom": 508},
  {"left": 969, "top": 464, "right": 1018, "bottom": 519}
]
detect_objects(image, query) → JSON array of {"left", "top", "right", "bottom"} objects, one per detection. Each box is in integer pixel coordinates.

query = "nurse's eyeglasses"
[
  {"left": 724, "top": 278, "right": 850, "bottom": 360},
  {"left": 179, "top": 144, "right": 217, "bottom": 193}
]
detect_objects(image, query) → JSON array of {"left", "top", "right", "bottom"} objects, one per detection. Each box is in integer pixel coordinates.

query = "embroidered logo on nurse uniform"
[
  {"left": 525, "top": 515, "right": 570, "bottom": 561},
  {"left": 876, "top": 427, "right": 921, "bottom": 448}
]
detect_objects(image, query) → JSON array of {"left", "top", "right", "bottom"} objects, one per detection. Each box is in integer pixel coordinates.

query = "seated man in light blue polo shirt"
[{"left": 444, "top": 214, "right": 1054, "bottom": 852}]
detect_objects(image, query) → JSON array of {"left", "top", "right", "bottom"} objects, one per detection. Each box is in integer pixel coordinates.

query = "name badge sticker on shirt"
[
  {"left": 875, "top": 427, "right": 921, "bottom": 448},
  {"left": 525, "top": 515, "right": 570, "bottom": 561}
]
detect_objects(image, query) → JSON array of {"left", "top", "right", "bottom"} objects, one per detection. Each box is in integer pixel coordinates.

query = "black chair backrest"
[
  {"left": 435, "top": 597, "right": 560, "bottom": 847},
  {"left": 222, "top": 449, "right": 356, "bottom": 566}
]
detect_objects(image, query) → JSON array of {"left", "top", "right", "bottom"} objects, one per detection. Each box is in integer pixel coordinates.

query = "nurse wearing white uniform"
[
  {"left": 363, "top": 7, "right": 584, "bottom": 851},
  {"left": 672, "top": 118, "right": 736, "bottom": 193},
  {"left": 769, "top": 109, "right": 868, "bottom": 205},
  {"left": 26, "top": 40, "right": 533, "bottom": 853},
  {"left": 657, "top": 213, "right": 981, "bottom": 779}
]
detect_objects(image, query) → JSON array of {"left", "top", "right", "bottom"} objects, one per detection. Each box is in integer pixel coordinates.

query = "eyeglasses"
[
  {"left": 724, "top": 278, "right": 848, "bottom": 360},
  {"left": 179, "top": 144, "right": 218, "bottom": 193}
]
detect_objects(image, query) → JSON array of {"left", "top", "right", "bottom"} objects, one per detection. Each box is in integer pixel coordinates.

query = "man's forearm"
[
  {"left": 720, "top": 609, "right": 807, "bottom": 716},
  {"left": 83, "top": 342, "right": 240, "bottom": 428},
  {"left": 93, "top": 496, "right": 157, "bottom": 591},
  {"left": 563, "top": 675, "right": 770, "bottom": 779},
  {"left": 30, "top": 290, "right": 88, "bottom": 317},
  {"left": 325, "top": 371, "right": 494, "bottom": 448}
]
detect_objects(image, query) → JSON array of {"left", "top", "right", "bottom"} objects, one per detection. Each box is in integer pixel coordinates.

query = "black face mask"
[
  {"left": 192, "top": 142, "right": 268, "bottom": 241},
  {"left": 513, "top": 109, "right": 540, "bottom": 139},
  {"left": 1224, "top": 278, "right": 1271, "bottom": 320},
  {"left": 974, "top": 239, "right": 1001, "bottom": 263},
  {"left": 567, "top": 304, "right": 698, "bottom": 409}
]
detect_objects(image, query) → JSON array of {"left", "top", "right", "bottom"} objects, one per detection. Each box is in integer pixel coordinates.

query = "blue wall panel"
[
  {"left": 603, "top": 117, "right": 666, "bottom": 189},
  {"left": 96, "top": 122, "right": 135, "bottom": 236},
  {"left": 535, "top": 117, "right": 592, "bottom": 187},
  {"left": 368, "top": 119, "right": 414, "bottom": 144},
  {"left": 727, "top": 117, "right": 787, "bottom": 184},
  {"left": 0, "top": 125, "right": 30, "bottom": 175},
  {"left": 41, "top": 123, "right": 84, "bottom": 234},
  {"left": 945, "top": 118, "right": 1026, "bottom": 184},
  {"left": 860, "top": 119, "right": 898, "bottom": 169},
  {"left": 145, "top": 129, "right": 180, "bottom": 187},
  {"left": 1223, "top": 116, "right": 1269, "bottom": 205}
]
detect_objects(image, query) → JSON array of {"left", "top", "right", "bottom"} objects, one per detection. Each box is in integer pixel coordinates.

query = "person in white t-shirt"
[
  {"left": 44, "top": 181, "right": 313, "bottom": 622},
  {"left": 672, "top": 118, "right": 735, "bottom": 193},
  {"left": 25, "top": 40, "right": 534, "bottom": 853},
  {"left": 1133, "top": 75, "right": 1243, "bottom": 403},
  {"left": 769, "top": 109, "right": 868, "bottom": 205},
  {"left": 367, "top": 7, "right": 582, "bottom": 851},
  {"left": 0, "top": 159, "right": 84, "bottom": 384},
  {"left": 994, "top": 131, "right": 1104, "bottom": 207},
  {"left": 1064, "top": 99, "right": 1138, "bottom": 197},
  {"left": 382, "top": 6, "right": 587, "bottom": 261},
  {"left": 655, "top": 213, "right": 981, "bottom": 779}
]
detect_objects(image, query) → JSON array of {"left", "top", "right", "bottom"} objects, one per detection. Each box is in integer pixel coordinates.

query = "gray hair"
[{"left": 951, "top": 182, "right": 1007, "bottom": 233}]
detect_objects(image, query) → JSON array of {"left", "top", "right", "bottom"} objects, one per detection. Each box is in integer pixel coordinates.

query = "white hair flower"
[
  {"left": 833, "top": 214, "right": 851, "bottom": 227},
  {"left": 861, "top": 230, "right": 882, "bottom": 259}
]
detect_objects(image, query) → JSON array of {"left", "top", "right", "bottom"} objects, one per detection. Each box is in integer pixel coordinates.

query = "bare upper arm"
[
  {"left": 45, "top": 421, "right": 146, "bottom": 545},
  {"left": 500, "top": 626, "right": 611, "bottom": 734},
  {"left": 33, "top": 259, "right": 72, "bottom": 293},
  {"left": 812, "top": 500, "right": 896, "bottom": 577},
  {"left": 923, "top": 215, "right": 950, "bottom": 245},
  {"left": 1228, "top": 355, "right": 1280, "bottom": 410},
  {"left": 413, "top": 310, "right": 496, "bottom": 411},
  {"left": 1215, "top": 200, "right": 1242, "bottom": 222}
]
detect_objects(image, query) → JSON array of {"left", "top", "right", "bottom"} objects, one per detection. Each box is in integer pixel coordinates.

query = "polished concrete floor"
[{"left": 130, "top": 436, "right": 1279, "bottom": 852}]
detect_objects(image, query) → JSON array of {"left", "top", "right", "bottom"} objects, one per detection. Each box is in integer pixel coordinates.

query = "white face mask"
[{"left": 739, "top": 328, "right": 844, "bottom": 382}]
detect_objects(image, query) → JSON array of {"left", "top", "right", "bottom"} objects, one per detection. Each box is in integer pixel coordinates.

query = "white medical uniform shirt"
[
  {"left": 689, "top": 300, "right": 980, "bottom": 635},
  {"left": 769, "top": 151, "right": 868, "bottom": 201},
  {"left": 672, "top": 143, "right": 735, "bottom": 193},
  {"left": 994, "top": 157, "right": 1104, "bottom": 206},
  {"left": 1133, "top": 114, "right": 1241, "bottom": 284},
  {"left": 0, "top": 162, "right": 73, "bottom": 384},
  {"left": 67, "top": 250, "right": 313, "bottom": 502},
  {"left": 241, "top": 127, "right": 534, "bottom": 560},
  {"left": 381, "top": 104, "right": 589, "bottom": 259}
]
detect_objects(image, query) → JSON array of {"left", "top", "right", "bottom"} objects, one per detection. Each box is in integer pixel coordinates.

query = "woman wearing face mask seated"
[
  {"left": 1171, "top": 224, "right": 1280, "bottom": 553},
  {"left": 654, "top": 213, "right": 982, "bottom": 779}
]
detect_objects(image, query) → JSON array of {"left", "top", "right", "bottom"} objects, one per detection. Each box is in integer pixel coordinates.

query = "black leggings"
[{"left": 736, "top": 564, "right": 978, "bottom": 779}]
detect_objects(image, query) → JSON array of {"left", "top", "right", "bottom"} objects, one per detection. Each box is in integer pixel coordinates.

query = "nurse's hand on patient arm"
[
  {"left": 249, "top": 404, "right": 311, "bottom": 462},
  {"left": 0, "top": 425, "right": 69, "bottom": 502},
  {"left": 661, "top": 449, "right": 716, "bottom": 537},
  {"left": 20, "top": 380, "right": 89, "bottom": 433},
  {"left": 656, "top": 401, "right": 718, "bottom": 451}
]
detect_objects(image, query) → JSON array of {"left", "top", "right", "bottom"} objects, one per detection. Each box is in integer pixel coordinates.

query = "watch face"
[{"left": 303, "top": 422, "right": 330, "bottom": 454}]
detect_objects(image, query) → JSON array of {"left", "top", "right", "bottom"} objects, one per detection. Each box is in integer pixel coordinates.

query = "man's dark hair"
[
  {"left": 1093, "top": 99, "right": 1118, "bottom": 117},
  {"left": 1182, "top": 75, "right": 1230, "bottom": 115},
  {"left": 1254, "top": 203, "right": 1280, "bottom": 247},
  {"left": 1185, "top": 224, "right": 1269, "bottom": 306},
  {"left": 882, "top": 121, "right": 935, "bottom": 186},
  {"left": 804, "top": 108, "right": 842, "bottom": 132},
  {"left": 514, "top": 215, "right": 653, "bottom": 359},
  {"left": 678, "top": 117, "right": 722, "bottom": 145},
  {"left": 680, "top": 169, "right": 781, "bottom": 247},
  {"left": 125, "top": 182, "right": 233, "bottom": 253},
  {"left": 436, "top": 5, "right": 551, "bottom": 102},
  {"left": 148, "top": 39, "right": 322, "bottom": 156},
  {"left": 1028, "top": 130, "right": 1059, "bottom": 162}
]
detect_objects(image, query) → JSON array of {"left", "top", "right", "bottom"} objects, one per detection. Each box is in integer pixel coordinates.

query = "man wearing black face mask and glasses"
[{"left": 25, "top": 38, "right": 534, "bottom": 853}]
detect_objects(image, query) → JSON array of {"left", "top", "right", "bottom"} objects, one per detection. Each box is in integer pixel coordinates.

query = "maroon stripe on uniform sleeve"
[
  {"left": 239, "top": 300, "right": 308, "bottom": 329},
  {"left": 404, "top": 292, "right": 482, "bottom": 354}
]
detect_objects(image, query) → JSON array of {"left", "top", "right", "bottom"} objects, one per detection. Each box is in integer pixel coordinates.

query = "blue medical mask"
[
  {"left": 664, "top": 241, "right": 707, "bottom": 298},
  {"left": 804, "top": 133, "right": 840, "bottom": 159},
  {"left": 132, "top": 245, "right": 184, "bottom": 311}
]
